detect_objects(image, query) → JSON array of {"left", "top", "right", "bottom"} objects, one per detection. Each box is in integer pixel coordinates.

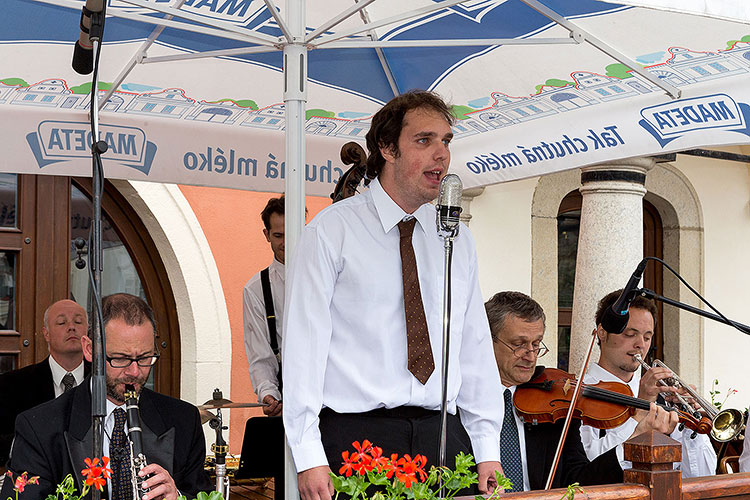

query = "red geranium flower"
[
  {"left": 394, "top": 454, "right": 428, "bottom": 487},
  {"left": 369, "top": 446, "right": 390, "bottom": 472},
  {"left": 384, "top": 454, "right": 399, "bottom": 479},
  {"left": 10, "top": 471, "right": 40, "bottom": 493},
  {"left": 339, "top": 450, "right": 357, "bottom": 477},
  {"left": 352, "top": 440, "right": 372, "bottom": 456},
  {"left": 81, "top": 456, "right": 112, "bottom": 491}
]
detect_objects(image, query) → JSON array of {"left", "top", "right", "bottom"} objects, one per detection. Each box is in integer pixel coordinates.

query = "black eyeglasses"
[
  {"left": 498, "top": 339, "right": 549, "bottom": 358},
  {"left": 106, "top": 353, "right": 160, "bottom": 368}
]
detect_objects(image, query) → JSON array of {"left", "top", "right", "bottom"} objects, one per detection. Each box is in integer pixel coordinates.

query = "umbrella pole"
[{"left": 283, "top": 2, "right": 306, "bottom": 500}]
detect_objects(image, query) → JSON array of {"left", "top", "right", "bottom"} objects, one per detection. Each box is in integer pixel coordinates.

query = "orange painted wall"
[{"left": 178, "top": 185, "right": 330, "bottom": 453}]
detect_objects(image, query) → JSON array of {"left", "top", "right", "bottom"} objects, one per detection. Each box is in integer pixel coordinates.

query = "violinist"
[
  {"left": 485, "top": 291, "right": 678, "bottom": 492},
  {"left": 580, "top": 290, "right": 717, "bottom": 477}
]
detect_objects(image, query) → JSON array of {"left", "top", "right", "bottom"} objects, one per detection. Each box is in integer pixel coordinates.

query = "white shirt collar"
[
  {"left": 269, "top": 256, "right": 285, "bottom": 280},
  {"left": 589, "top": 362, "right": 641, "bottom": 395},
  {"left": 370, "top": 178, "right": 434, "bottom": 236},
  {"left": 48, "top": 355, "right": 85, "bottom": 396}
]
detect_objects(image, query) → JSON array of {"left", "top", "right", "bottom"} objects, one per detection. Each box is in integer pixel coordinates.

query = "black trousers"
[{"left": 319, "top": 406, "right": 475, "bottom": 491}]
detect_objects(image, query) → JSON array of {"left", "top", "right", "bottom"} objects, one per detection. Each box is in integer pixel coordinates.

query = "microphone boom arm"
[{"left": 639, "top": 288, "right": 750, "bottom": 335}]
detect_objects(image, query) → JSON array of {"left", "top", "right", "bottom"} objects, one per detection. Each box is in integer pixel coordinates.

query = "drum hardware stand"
[{"left": 209, "top": 390, "right": 231, "bottom": 500}]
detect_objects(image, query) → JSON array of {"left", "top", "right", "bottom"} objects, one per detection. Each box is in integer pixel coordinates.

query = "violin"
[
  {"left": 330, "top": 142, "right": 370, "bottom": 203},
  {"left": 514, "top": 367, "right": 712, "bottom": 434}
]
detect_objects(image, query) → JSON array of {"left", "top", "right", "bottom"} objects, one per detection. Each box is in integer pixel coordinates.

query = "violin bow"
[{"left": 543, "top": 327, "right": 600, "bottom": 490}]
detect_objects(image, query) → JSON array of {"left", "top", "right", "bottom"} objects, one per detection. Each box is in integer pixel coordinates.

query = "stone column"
[
  {"left": 460, "top": 186, "right": 485, "bottom": 226},
  {"left": 568, "top": 158, "right": 654, "bottom": 372}
]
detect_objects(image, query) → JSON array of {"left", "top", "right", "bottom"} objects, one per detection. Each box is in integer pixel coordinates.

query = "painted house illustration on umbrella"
[{"left": 2, "top": 41, "right": 749, "bottom": 141}]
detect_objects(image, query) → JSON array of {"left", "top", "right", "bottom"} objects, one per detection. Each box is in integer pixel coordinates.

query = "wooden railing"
[{"left": 462, "top": 431, "right": 750, "bottom": 500}]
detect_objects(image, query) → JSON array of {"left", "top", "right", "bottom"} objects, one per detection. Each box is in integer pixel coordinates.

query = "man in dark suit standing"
[
  {"left": 1, "top": 293, "right": 212, "bottom": 500},
  {"left": 485, "top": 291, "right": 677, "bottom": 492},
  {"left": 0, "top": 299, "right": 89, "bottom": 465}
]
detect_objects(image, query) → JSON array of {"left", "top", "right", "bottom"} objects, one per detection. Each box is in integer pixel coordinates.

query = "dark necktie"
[
  {"left": 398, "top": 218, "right": 435, "bottom": 385},
  {"left": 110, "top": 408, "right": 133, "bottom": 500},
  {"left": 500, "top": 388, "right": 524, "bottom": 492},
  {"left": 62, "top": 372, "right": 75, "bottom": 393}
]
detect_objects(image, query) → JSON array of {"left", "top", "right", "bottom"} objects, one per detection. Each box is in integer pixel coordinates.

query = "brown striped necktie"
[{"left": 398, "top": 218, "right": 435, "bottom": 384}]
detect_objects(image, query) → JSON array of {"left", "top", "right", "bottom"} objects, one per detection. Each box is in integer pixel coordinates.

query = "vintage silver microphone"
[
  {"left": 435, "top": 174, "right": 462, "bottom": 478},
  {"left": 124, "top": 384, "right": 151, "bottom": 500},
  {"left": 436, "top": 174, "right": 463, "bottom": 237}
]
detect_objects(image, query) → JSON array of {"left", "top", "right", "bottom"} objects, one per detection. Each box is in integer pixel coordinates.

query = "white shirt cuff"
[
  {"left": 290, "top": 439, "right": 330, "bottom": 473},
  {"left": 470, "top": 436, "right": 501, "bottom": 465}
]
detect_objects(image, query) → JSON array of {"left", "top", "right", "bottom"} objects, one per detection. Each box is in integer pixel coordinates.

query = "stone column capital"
[
  {"left": 581, "top": 156, "right": 656, "bottom": 178},
  {"left": 459, "top": 186, "right": 485, "bottom": 225}
]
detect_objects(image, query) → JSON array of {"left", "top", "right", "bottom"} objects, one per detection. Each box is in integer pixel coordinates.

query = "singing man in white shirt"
[
  {"left": 283, "top": 90, "right": 504, "bottom": 500},
  {"left": 243, "top": 195, "right": 287, "bottom": 417},
  {"left": 580, "top": 290, "right": 717, "bottom": 477}
]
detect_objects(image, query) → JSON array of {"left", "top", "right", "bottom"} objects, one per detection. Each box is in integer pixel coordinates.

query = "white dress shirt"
[
  {"left": 243, "top": 258, "right": 285, "bottom": 402},
  {"left": 48, "top": 356, "right": 85, "bottom": 398},
  {"left": 580, "top": 363, "right": 717, "bottom": 477},
  {"left": 739, "top": 428, "right": 750, "bottom": 472},
  {"left": 282, "top": 178, "right": 503, "bottom": 473}
]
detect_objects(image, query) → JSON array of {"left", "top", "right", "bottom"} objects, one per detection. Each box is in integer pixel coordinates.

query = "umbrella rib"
[
  {"left": 520, "top": 0, "right": 681, "bottom": 99},
  {"left": 360, "top": 5, "right": 399, "bottom": 99},
  {"left": 142, "top": 45, "right": 281, "bottom": 64},
  {"left": 262, "top": 0, "right": 293, "bottom": 43},
  {"left": 317, "top": 38, "right": 577, "bottom": 49},
  {"left": 312, "top": 0, "right": 472, "bottom": 46},
  {"left": 99, "top": 0, "right": 189, "bottom": 110},
  {"left": 305, "top": 0, "right": 378, "bottom": 44}
]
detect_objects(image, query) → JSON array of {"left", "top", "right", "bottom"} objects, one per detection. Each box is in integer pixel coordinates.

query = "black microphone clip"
[
  {"left": 600, "top": 259, "right": 648, "bottom": 334},
  {"left": 74, "top": 237, "right": 88, "bottom": 270}
]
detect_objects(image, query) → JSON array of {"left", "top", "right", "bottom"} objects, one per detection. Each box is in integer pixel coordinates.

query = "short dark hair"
[
  {"left": 101, "top": 293, "right": 157, "bottom": 336},
  {"left": 365, "top": 90, "right": 454, "bottom": 179},
  {"left": 595, "top": 289, "right": 658, "bottom": 329},
  {"left": 485, "top": 291, "right": 546, "bottom": 342},
  {"left": 261, "top": 196, "right": 285, "bottom": 231}
]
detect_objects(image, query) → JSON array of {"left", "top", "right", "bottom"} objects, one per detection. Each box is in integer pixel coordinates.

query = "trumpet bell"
[{"left": 711, "top": 408, "right": 745, "bottom": 442}]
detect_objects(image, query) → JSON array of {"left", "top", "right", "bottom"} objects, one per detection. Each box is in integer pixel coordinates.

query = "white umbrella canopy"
[{"left": 1, "top": 0, "right": 749, "bottom": 196}]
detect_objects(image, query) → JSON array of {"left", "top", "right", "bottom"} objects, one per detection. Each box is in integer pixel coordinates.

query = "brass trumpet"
[{"left": 633, "top": 354, "right": 744, "bottom": 442}]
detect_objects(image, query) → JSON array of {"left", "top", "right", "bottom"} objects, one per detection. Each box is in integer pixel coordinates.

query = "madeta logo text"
[
  {"left": 110, "top": 0, "right": 270, "bottom": 27},
  {"left": 26, "top": 121, "right": 157, "bottom": 174},
  {"left": 638, "top": 94, "right": 750, "bottom": 147}
]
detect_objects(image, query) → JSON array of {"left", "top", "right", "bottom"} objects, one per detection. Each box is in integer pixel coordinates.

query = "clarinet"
[{"left": 125, "top": 384, "right": 151, "bottom": 500}]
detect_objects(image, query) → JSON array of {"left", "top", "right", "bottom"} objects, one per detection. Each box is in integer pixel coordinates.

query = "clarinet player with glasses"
[{"left": 1, "top": 293, "right": 212, "bottom": 500}]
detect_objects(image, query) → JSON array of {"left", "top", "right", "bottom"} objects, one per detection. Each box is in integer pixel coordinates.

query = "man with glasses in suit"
[{"left": 1, "top": 293, "right": 212, "bottom": 500}]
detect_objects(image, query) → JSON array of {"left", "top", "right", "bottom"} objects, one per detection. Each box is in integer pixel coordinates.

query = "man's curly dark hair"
[{"left": 365, "top": 90, "right": 454, "bottom": 180}]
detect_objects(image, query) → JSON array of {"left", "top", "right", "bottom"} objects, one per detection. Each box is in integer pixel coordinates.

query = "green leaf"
[
  {"left": 330, "top": 474, "right": 345, "bottom": 490},
  {"left": 206, "top": 491, "right": 224, "bottom": 500},
  {"left": 454, "top": 452, "right": 475, "bottom": 472}
]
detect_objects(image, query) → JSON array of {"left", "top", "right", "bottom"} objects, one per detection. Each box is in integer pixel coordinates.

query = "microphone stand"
[
  {"left": 638, "top": 288, "right": 750, "bottom": 334},
  {"left": 85, "top": 9, "right": 108, "bottom": 499},
  {"left": 438, "top": 228, "right": 456, "bottom": 473},
  {"left": 437, "top": 218, "right": 459, "bottom": 499}
]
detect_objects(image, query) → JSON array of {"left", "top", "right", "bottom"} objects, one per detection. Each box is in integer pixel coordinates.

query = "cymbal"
[
  {"left": 199, "top": 408, "right": 216, "bottom": 424},
  {"left": 202, "top": 396, "right": 233, "bottom": 407},
  {"left": 198, "top": 401, "right": 267, "bottom": 410}
]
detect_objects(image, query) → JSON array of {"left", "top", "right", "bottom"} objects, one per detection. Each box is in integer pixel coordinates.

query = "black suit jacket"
[
  {"left": 0, "top": 381, "right": 212, "bottom": 500},
  {"left": 0, "top": 357, "right": 56, "bottom": 465},
  {"left": 520, "top": 367, "right": 624, "bottom": 490}
]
